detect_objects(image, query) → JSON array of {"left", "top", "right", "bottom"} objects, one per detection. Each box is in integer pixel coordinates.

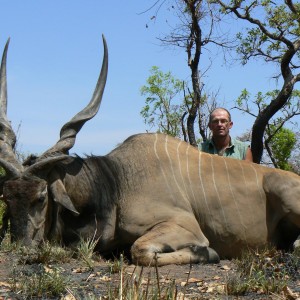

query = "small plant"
[
  {"left": 226, "top": 274, "right": 249, "bottom": 295},
  {"left": 107, "top": 255, "right": 181, "bottom": 300},
  {"left": 0, "top": 236, "right": 24, "bottom": 253},
  {"left": 10, "top": 264, "right": 69, "bottom": 298},
  {"left": 109, "top": 258, "right": 123, "bottom": 274},
  {"left": 37, "top": 241, "right": 73, "bottom": 263},
  {"left": 119, "top": 265, "right": 179, "bottom": 299},
  {"left": 108, "top": 253, "right": 130, "bottom": 274},
  {"left": 76, "top": 235, "right": 99, "bottom": 269}
]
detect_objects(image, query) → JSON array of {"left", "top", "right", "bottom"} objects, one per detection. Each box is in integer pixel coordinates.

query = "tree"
[
  {"left": 145, "top": 0, "right": 232, "bottom": 146},
  {"left": 267, "top": 126, "right": 296, "bottom": 170},
  {"left": 213, "top": 0, "right": 300, "bottom": 163},
  {"left": 141, "top": 66, "right": 220, "bottom": 142},
  {"left": 289, "top": 132, "right": 300, "bottom": 174},
  {"left": 140, "top": 66, "right": 186, "bottom": 138},
  {"left": 235, "top": 88, "right": 300, "bottom": 168}
]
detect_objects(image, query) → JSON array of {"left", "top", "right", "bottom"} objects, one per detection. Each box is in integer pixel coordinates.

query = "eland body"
[{"left": 1, "top": 38, "right": 300, "bottom": 266}]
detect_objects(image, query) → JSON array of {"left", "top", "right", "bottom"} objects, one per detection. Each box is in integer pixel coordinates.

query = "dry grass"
[
  {"left": 226, "top": 247, "right": 300, "bottom": 297},
  {"left": 1, "top": 232, "right": 300, "bottom": 299}
]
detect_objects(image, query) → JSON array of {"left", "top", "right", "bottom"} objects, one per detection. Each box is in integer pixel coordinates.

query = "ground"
[{"left": 1, "top": 249, "right": 300, "bottom": 300}]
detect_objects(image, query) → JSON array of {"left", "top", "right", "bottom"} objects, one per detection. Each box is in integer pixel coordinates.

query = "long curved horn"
[
  {"left": 24, "top": 154, "right": 73, "bottom": 177},
  {"left": 0, "top": 39, "right": 23, "bottom": 176},
  {"left": 0, "top": 158, "right": 21, "bottom": 178},
  {"left": 37, "top": 35, "right": 108, "bottom": 160}
]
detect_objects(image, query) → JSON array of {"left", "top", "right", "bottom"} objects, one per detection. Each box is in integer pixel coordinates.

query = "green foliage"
[
  {"left": 268, "top": 126, "right": 296, "bottom": 170},
  {"left": 209, "top": 0, "right": 300, "bottom": 162},
  {"left": 235, "top": 87, "right": 299, "bottom": 168},
  {"left": 235, "top": 0, "right": 300, "bottom": 65},
  {"left": 76, "top": 235, "right": 100, "bottom": 270},
  {"left": 140, "top": 66, "right": 186, "bottom": 138}
]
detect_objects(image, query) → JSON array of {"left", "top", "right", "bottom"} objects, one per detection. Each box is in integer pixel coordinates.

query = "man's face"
[{"left": 208, "top": 109, "right": 233, "bottom": 138}]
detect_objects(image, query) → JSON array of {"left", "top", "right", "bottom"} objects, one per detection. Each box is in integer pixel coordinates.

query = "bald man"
[{"left": 200, "top": 108, "right": 253, "bottom": 162}]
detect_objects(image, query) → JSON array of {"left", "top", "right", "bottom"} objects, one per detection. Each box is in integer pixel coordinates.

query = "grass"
[
  {"left": 76, "top": 235, "right": 100, "bottom": 270},
  {"left": 2, "top": 243, "right": 300, "bottom": 299},
  {"left": 10, "top": 264, "right": 69, "bottom": 299},
  {"left": 226, "top": 247, "right": 300, "bottom": 296},
  {"left": 3, "top": 239, "right": 186, "bottom": 299},
  {"left": 5, "top": 242, "right": 73, "bottom": 298},
  {"left": 18, "top": 241, "right": 73, "bottom": 265},
  {"left": 104, "top": 260, "right": 180, "bottom": 300}
]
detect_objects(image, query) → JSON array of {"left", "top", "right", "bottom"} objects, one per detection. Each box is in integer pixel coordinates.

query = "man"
[{"left": 200, "top": 108, "right": 253, "bottom": 162}]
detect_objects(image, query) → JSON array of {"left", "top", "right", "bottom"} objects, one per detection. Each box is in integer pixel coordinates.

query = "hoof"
[{"left": 207, "top": 247, "right": 220, "bottom": 263}]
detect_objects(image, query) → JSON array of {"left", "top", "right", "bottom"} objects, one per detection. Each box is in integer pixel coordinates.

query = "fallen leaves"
[
  {"left": 180, "top": 277, "right": 203, "bottom": 286},
  {"left": 0, "top": 281, "right": 11, "bottom": 294},
  {"left": 281, "top": 286, "right": 300, "bottom": 300},
  {"left": 220, "top": 264, "right": 231, "bottom": 271},
  {"left": 71, "top": 267, "right": 91, "bottom": 274}
]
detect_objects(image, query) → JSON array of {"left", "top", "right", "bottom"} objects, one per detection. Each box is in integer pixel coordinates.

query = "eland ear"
[{"left": 50, "top": 179, "right": 79, "bottom": 216}]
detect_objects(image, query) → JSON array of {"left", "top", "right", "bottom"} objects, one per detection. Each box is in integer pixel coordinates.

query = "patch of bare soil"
[{"left": 0, "top": 250, "right": 300, "bottom": 299}]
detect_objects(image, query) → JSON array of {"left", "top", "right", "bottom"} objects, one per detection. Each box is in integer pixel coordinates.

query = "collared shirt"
[{"left": 199, "top": 138, "right": 250, "bottom": 160}]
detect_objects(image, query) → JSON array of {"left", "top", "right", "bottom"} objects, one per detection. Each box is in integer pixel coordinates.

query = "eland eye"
[
  {"left": 38, "top": 195, "right": 46, "bottom": 203},
  {"left": 37, "top": 186, "right": 48, "bottom": 204}
]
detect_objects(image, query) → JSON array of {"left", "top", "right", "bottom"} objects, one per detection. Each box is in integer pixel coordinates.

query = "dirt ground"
[{"left": 1, "top": 250, "right": 300, "bottom": 300}]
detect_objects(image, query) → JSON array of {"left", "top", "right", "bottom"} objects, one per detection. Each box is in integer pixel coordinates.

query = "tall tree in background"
[
  {"left": 147, "top": 0, "right": 232, "bottom": 146},
  {"left": 213, "top": 0, "right": 300, "bottom": 163}
]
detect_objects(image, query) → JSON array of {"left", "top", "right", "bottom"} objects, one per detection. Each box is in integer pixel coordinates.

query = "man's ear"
[{"left": 229, "top": 121, "right": 233, "bottom": 129}]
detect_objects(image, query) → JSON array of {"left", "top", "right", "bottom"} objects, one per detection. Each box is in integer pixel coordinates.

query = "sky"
[{"left": 0, "top": 1, "right": 284, "bottom": 157}]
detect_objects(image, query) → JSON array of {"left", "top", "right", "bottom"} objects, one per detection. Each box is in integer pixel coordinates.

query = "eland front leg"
[{"left": 130, "top": 214, "right": 219, "bottom": 266}]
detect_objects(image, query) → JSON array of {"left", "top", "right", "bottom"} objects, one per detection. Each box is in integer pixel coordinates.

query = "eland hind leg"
[{"left": 263, "top": 172, "right": 300, "bottom": 250}]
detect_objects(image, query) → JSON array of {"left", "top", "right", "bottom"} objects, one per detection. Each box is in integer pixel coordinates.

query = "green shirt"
[{"left": 199, "top": 138, "right": 249, "bottom": 160}]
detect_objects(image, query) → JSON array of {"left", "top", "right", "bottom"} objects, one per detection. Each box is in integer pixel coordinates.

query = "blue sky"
[{"left": 1, "top": 1, "right": 282, "bottom": 157}]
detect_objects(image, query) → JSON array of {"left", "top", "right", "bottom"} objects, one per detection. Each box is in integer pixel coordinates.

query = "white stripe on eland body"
[
  {"left": 185, "top": 144, "right": 197, "bottom": 205},
  {"left": 176, "top": 140, "right": 190, "bottom": 199},
  {"left": 210, "top": 155, "right": 229, "bottom": 231},
  {"left": 163, "top": 135, "right": 190, "bottom": 204},
  {"left": 153, "top": 133, "right": 176, "bottom": 202},
  {"left": 249, "top": 163, "right": 265, "bottom": 202},
  {"left": 198, "top": 151, "right": 217, "bottom": 234}
]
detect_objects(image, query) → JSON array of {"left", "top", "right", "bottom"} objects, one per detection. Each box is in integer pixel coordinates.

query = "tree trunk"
[
  {"left": 185, "top": 0, "right": 202, "bottom": 147},
  {"left": 251, "top": 80, "right": 294, "bottom": 163}
]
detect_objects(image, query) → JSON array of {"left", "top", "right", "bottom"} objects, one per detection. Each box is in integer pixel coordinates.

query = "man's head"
[{"left": 208, "top": 108, "right": 233, "bottom": 138}]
